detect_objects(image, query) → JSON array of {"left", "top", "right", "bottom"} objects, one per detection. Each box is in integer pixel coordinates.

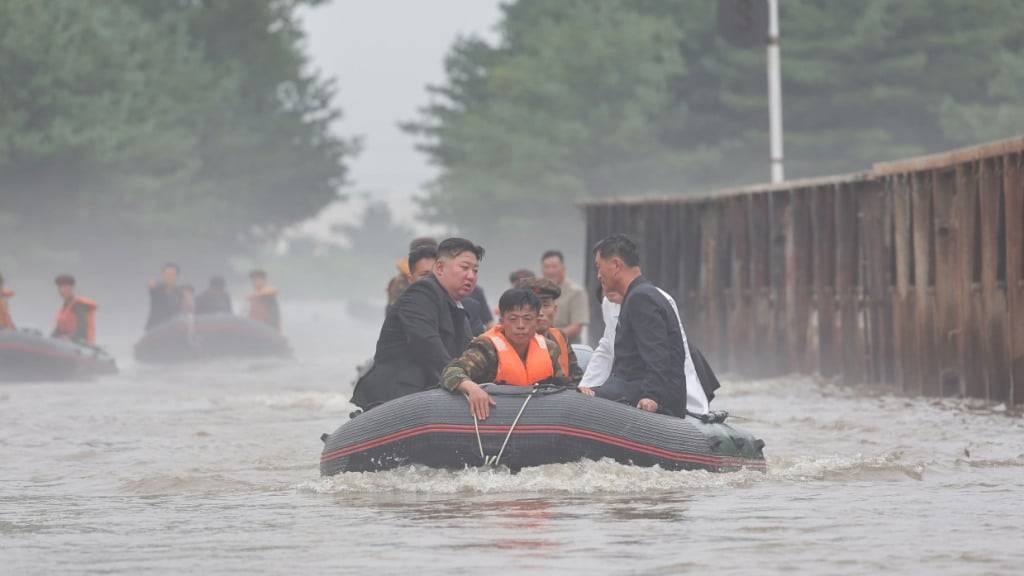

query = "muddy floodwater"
[{"left": 2, "top": 302, "right": 1022, "bottom": 575}]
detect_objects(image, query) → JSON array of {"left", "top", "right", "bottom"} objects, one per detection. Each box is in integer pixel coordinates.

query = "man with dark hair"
[
  {"left": 442, "top": 288, "right": 575, "bottom": 419},
  {"left": 145, "top": 262, "right": 185, "bottom": 330},
  {"left": 352, "top": 237, "right": 485, "bottom": 411},
  {"left": 592, "top": 233, "right": 688, "bottom": 417},
  {"left": 52, "top": 275, "right": 98, "bottom": 345},
  {"left": 248, "top": 269, "right": 281, "bottom": 331},
  {"left": 195, "top": 276, "right": 233, "bottom": 316},
  {"left": 516, "top": 277, "right": 583, "bottom": 385},
  {"left": 407, "top": 245, "right": 438, "bottom": 284},
  {"left": 0, "top": 272, "right": 15, "bottom": 330},
  {"left": 541, "top": 249, "right": 589, "bottom": 344},
  {"left": 387, "top": 237, "right": 439, "bottom": 310}
]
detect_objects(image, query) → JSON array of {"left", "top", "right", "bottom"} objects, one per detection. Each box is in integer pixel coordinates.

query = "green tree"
[
  {"left": 408, "top": 0, "right": 1024, "bottom": 247},
  {"left": 0, "top": 0, "right": 355, "bottom": 278}
]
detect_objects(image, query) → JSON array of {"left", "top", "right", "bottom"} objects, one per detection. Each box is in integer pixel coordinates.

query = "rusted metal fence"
[{"left": 581, "top": 136, "right": 1024, "bottom": 405}]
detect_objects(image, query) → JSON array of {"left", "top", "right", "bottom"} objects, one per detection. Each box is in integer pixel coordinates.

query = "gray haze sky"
[{"left": 295, "top": 0, "right": 503, "bottom": 240}]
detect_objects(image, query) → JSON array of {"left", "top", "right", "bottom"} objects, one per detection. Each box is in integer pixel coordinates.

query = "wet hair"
[
  {"left": 498, "top": 288, "right": 541, "bottom": 315},
  {"left": 541, "top": 250, "right": 564, "bottom": 263},
  {"left": 162, "top": 262, "right": 180, "bottom": 273},
  {"left": 409, "top": 237, "right": 438, "bottom": 251},
  {"left": 508, "top": 269, "right": 535, "bottom": 284},
  {"left": 249, "top": 269, "right": 268, "bottom": 280},
  {"left": 437, "top": 237, "right": 484, "bottom": 261},
  {"left": 209, "top": 276, "right": 226, "bottom": 289},
  {"left": 54, "top": 274, "right": 76, "bottom": 287},
  {"left": 408, "top": 245, "right": 438, "bottom": 273},
  {"left": 593, "top": 234, "right": 640, "bottom": 267}
]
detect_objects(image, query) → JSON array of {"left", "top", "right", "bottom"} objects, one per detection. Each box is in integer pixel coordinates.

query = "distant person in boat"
[
  {"left": 541, "top": 249, "right": 589, "bottom": 344},
  {"left": 387, "top": 237, "right": 438, "bottom": 311},
  {"left": 195, "top": 276, "right": 233, "bottom": 316},
  {"left": 51, "top": 275, "right": 98, "bottom": 345},
  {"left": 248, "top": 269, "right": 281, "bottom": 332},
  {"left": 145, "top": 262, "right": 185, "bottom": 330},
  {"left": 509, "top": 269, "right": 535, "bottom": 287},
  {"left": 579, "top": 284, "right": 716, "bottom": 414},
  {"left": 351, "top": 237, "right": 484, "bottom": 411},
  {"left": 515, "top": 277, "right": 583, "bottom": 384},
  {"left": 442, "top": 288, "right": 574, "bottom": 420},
  {"left": 0, "top": 272, "right": 15, "bottom": 330},
  {"left": 590, "top": 234, "right": 690, "bottom": 417}
]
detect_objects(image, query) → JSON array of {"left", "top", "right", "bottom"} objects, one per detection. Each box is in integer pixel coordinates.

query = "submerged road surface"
[{"left": 1, "top": 301, "right": 1022, "bottom": 575}]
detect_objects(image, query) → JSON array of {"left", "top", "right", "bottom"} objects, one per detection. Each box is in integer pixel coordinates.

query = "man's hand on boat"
[
  {"left": 456, "top": 379, "right": 496, "bottom": 420},
  {"left": 637, "top": 398, "right": 658, "bottom": 413},
  {"left": 578, "top": 386, "right": 595, "bottom": 396}
]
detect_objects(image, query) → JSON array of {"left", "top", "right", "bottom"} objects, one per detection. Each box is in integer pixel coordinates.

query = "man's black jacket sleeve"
[
  {"left": 628, "top": 291, "right": 684, "bottom": 411},
  {"left": 395, "top": 281, "right": 454, "bottom": 383}
]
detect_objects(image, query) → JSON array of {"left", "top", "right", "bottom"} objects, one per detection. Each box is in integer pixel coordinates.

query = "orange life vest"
[
  {"left": 485, "top": 325, "right": 554, "bottom": 386},
  {"left": 55, "top": 296, "right": 97, "bottom": 344},
  {"left": 0, "top": 288, "right": 14, "bottom": 329},
  {"left": 547, "top": 327, "right": 570, "bottom": 375}
]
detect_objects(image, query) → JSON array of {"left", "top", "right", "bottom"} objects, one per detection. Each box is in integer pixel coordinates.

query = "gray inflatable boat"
[
  {"left": 321, "top": 384, "right": 766, "bottom": 475},
  {"left": 0, "top": 329, "right": 118, "bottom": 382}
]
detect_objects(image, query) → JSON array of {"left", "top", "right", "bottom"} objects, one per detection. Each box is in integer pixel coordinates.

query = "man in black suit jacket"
[
  {"left": 351, "top": 237, "right": 485, "bottom": 410},
  {"left": 592, "top": 234, "right": 688, "bottom": 417}
]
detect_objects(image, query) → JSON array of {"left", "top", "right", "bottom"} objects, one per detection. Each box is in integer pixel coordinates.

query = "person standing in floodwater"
[
  {"left": 247, "top": 269, "right": 281, "bottom": 332},
  {"left": 0, "top": 272, "right": 15, "bottom": 329},
  {"left": 145, "top": 263, "right": 185, "bottom": 331}
]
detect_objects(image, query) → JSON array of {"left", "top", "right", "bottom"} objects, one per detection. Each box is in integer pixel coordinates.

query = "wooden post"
[
  {"left": 771, "top": 191, "right": 790, "bottom": 375},
  {"left": 912, "top": 172, "right": 939, "bottom": 396},
  {"left": 979, "top": 159, "right": 1011, "bottom": 403},
  {"left": 748, "top": 193, "right": 775, "bottom": 377},
  {"left": 727, "top": 196, "right": 751, "bottom": 374},
  {"left": 955, "top": 163, "right": 985, "bottom": 399},
  {"left": 891, "top": 175, "right": 916, "bottom": 394},
  {"left": 1005, "top": 153, "right": 1024, "bottom": 406},
  {"left": 836, "top": 183, "right": 862, "bottom": 384},
  {"left": 861, "top": 180, "right": 890, "bottom": 384},
  {"left": 932, "top": 168, "right": 961, "bottom": 397},
  {"left": 812, "top": 185, "right": 838, "bottom": 378}
]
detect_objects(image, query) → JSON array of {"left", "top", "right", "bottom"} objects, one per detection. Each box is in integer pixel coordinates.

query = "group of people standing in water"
[
  {"left": 0, "top": 263, "right": 283, "bottom": 349},
  {"left": 352, "top": 233, "right": 719, "bottom": 420},
  {"left": 143, "top": 262, "right": 282, "bottom": 333}
]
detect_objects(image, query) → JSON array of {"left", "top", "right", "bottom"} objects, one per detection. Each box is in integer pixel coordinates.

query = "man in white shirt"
[{"left": 579, "top": 287, "right": 710, "bottom": 416}]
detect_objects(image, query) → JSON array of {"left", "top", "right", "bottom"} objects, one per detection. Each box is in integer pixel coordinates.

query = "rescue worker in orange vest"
[
  {"left": 441, "top": 288, "right": 576, "bottom": 420},
  {"left": 51, "top": 275, "right": 98, "bottom": 345},
  {"left": 0, "top": 272, "right": 15, "bottom": 330},
  {"left": 248, "top": 269, "right": 281, "bottom": 332},
  {"left": 515, "top": 277, "right": 583, "bottom": 385}
]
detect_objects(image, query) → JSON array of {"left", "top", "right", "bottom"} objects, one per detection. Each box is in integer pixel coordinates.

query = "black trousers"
[{"left": 594, "top": 375, "right": 640, "bottom": 405}]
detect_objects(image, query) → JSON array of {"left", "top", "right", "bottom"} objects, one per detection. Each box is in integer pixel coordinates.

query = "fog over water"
[{"left": 2, "top": 301, "right": 1022, "bottom": 575}]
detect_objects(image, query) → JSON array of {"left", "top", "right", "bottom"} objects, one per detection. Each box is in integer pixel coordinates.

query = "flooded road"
[{"left": 2, "top": 301, "right": 1022, "bottom": 575}]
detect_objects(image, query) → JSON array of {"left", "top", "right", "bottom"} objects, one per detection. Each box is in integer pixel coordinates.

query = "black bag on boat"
[{"left": 689, "top": 344, "right": 721, "bottom": 403}]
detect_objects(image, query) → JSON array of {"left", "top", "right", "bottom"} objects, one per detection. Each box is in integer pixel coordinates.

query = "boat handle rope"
[{"left": 472, "top": 385, "right": 539, "bottom": 468}]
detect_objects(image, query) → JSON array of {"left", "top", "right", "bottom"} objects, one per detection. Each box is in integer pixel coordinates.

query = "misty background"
[{"left": 2, "top": 0, "right": 1023, "bottom": 341}]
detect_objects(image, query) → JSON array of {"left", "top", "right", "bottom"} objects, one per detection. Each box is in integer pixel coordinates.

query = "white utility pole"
[{"left": 766, "top": 0, "right": 785, "bottom": 183}]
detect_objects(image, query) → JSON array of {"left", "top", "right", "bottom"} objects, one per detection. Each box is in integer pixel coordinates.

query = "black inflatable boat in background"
[
  {"left": 133, "top": 313, "right": 291, "bottom": 364},
  {"left": 0, "top": 329, "right": 118, "bottom": 382}
]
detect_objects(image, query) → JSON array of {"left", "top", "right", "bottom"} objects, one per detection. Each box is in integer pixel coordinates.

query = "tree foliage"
[
  {"left": 408, "top": 0, "right": 1024, "bottom": 244},
  {"left": 0, "top": 0, "right": 355, "bottom": 273}
]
